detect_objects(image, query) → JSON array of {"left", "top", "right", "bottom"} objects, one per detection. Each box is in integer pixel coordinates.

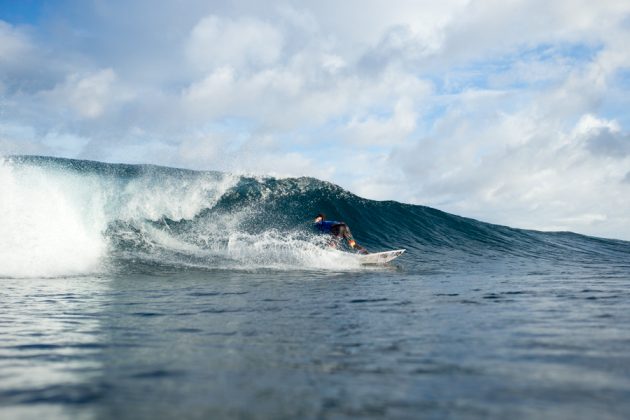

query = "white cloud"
[
  {"left": 175, "top": 133, "right": 232, "bottom": 169},
  {"left": 75, "top": 70, "right": 118, "bottom": 118},
  {"left": 236, "top": 150, "right": 334, "bottom": 180},
  {"left": 186, "top": 15, "right": 283, "bottom": 72},
  {"left": 47, "top": 69, "right": 120, "bottom": 118},
  {"left": 0, "top": 122, "right": 48, "bottom": 156},
  {"left": 177, "top": 131, "right": 336, "bottom": 180},
  {"left": 573, "top": 114, "right": 630, "bottom": 157},
  {"left": 0, "top": 20, "right": 32, "bottom": 63},
  {"left": 342, "top": 98, "right": 417, "bottom": 146},
  {"left": 441, "top": 0, "right": 626, "bottom": 60},
  {"left": 41, "top": 132, "right": 92, "bottom": 157}
]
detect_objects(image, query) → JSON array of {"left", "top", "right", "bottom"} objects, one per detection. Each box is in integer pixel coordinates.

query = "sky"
[{"left": 1, "top": 0, "right": 630, "bottom": 240}]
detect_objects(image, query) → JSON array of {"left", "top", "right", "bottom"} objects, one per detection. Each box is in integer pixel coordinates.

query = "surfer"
[{"left": 314, "top": 213, "right": 368, "bottom": 254}]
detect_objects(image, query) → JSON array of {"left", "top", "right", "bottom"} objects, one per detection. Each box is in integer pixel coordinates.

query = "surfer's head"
[{"left": 315, "top": 213, "right": 325, "bottom": 222}]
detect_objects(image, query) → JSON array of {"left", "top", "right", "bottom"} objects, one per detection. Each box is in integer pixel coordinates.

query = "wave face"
[{"left": 2, "top": 156, "right": 629, "bottom": 278}]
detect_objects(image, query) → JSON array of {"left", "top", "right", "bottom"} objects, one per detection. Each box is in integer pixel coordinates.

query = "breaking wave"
[{"left": 1, "top": 155, "right": 629, "bottom": 278}]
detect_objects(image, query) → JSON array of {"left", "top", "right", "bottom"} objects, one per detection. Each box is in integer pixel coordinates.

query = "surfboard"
[{"left": 358, "top": 249, "right": 405, "bottom": 264}]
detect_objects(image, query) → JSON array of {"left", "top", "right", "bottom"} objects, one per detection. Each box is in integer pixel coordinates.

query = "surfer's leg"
[
  {"left": 339, "top": 224, "right": 368, "bottom": 254},
  {"left": 330, "top": 224, "right": 344, "bottom": 238}
]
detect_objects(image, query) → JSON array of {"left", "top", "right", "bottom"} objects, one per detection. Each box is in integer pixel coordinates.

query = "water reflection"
[
  {"left": 2, "top": 268, "right": 630, "bottom": 419},
  {"left": 0, "top": 276, "right": 108, "bottom": 419}
]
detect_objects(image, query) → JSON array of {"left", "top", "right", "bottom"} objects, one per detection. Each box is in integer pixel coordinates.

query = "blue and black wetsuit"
[
  {"left": 314, "top": 218, "right": 366, "bottom": 253},
  {"left": 314, "top": 220, "right": 342, "bottom": 234}
]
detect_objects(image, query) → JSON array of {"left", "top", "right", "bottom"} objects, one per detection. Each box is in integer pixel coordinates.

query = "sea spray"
[
  {"left": 0, "top": 156, "right": 241, "bottom": 277},
  {"left": 0, "top": 157, "right": 106, "bottom": 277}
]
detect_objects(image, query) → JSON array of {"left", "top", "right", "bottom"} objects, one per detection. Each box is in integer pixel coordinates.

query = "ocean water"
[{"left": 1, "top": 155, "right": 630, "bottom": 419}]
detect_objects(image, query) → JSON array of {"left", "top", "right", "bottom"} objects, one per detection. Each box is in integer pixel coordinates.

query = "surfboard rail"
[{"left": 358, "top": 249, "right": 405, "bottom": 264}]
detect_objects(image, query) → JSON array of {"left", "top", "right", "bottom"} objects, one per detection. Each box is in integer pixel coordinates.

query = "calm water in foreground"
[{"left": 2, "top": 265, "right": 630, "bottom": 419}]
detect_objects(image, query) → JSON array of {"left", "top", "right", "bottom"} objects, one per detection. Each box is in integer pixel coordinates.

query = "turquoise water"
[{"left": 1, "top": 156, "right": 630, "bottom": 419}]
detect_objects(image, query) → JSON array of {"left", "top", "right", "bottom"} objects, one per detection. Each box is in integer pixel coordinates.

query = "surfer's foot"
[{"left": 348, "top": 239, "right": 368, "bottom": 254}]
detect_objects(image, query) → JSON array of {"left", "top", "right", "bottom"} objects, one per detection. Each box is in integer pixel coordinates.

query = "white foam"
[
  {"left": 0, "top": 159, "right": 106, "bottom": 278},
  {"left": 0, "top": 158, "right": 238, "bottom": 278},
  {"left": 222, "top": 230, "right": 365, "bottom": 271}
]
